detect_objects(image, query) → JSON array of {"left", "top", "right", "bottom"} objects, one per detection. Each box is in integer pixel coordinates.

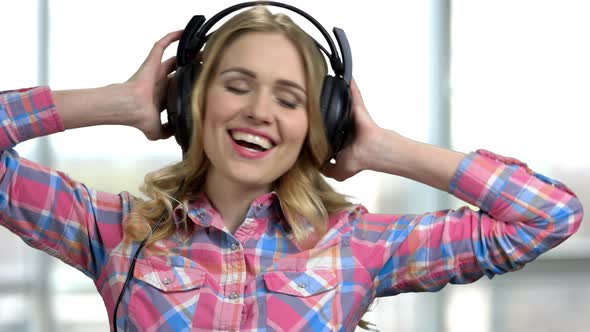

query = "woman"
[{"left": 0, "top": 5, "right": 583, "bottom": 332}]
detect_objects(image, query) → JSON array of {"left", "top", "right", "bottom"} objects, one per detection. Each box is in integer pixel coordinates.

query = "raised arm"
[
  {"left": 53, "top": 30, "right": 182, "bottom": 140},
  {"left": 327, "top": 80, "right": 584, "bottom": 295},
  {"left": 0, "top": 86, "right": 130, "bottom": 280},
  {"left": 0, "top": 30, "right": 182, "bottom": 280},
  {"left": 322, "top": 79, "right": 465, "bottom": 191}
]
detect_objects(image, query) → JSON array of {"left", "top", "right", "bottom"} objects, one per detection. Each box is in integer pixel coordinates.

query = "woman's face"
[{"left": 203, "top": 31, "right": 309, "bottom": 191}]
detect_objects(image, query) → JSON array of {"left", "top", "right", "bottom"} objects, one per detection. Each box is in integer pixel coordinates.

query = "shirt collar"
[{"left": 172, "top": 191, "right": 288, "bottom": 233}]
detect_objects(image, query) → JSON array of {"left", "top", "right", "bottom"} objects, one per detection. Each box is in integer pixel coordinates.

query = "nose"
[{"left": 245, "top": 90, "right": 273, "bottom": 124}]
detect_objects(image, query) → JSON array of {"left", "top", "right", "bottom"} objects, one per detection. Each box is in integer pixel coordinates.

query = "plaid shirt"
[{"left": 0, "top": 87, "right": 583, "bottom": 331}]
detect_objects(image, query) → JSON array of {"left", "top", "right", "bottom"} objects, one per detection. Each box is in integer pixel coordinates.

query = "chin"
[
  {"left": 232, "top": 175, "right": 274, "bottom": 191},
  {"left": 228, "top": 166, "right": 279, "bottom": 190}
]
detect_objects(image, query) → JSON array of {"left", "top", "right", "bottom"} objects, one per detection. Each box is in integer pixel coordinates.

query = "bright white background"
[{"left": 0, "top": 1, "right": 588, "bottom": 331}]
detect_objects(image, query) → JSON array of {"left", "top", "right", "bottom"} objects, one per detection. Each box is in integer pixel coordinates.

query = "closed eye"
[
  {"left": 225, "top": 86, "right": 249, "bottom": 94},
  {"left": 277, "top": 98, "right": 299, "bottom": 109},
  {"left": 275, "top": 89, "right": 302, "bottom": 110}
]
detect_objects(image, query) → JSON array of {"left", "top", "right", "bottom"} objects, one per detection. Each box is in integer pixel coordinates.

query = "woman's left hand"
[{"left": 321, "top": 79, "right": 381, "bottom": 181}]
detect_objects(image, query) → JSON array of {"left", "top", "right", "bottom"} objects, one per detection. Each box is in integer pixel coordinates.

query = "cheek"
[
  {"left": 201, "top": 109, "right": 223, "bottom": 158},
  {"left": 282, "top": 112, "right": 309, "bottom": 148},
  {"left": 204, "top": 92, "right": 222, "bottom": 125},
  {"left": 296, "top": 113, "right": 310, "bottom": 143},
  {"left": 201, "top": 111, "right": 215, "bottom": 143},
  {"left": 204, "top": 86, "right": 240, "bottom": 123}
]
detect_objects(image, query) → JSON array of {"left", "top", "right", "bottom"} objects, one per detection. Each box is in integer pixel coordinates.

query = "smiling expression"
[{"left": 202, "top": 31, "right": 309, "bottom": 191}]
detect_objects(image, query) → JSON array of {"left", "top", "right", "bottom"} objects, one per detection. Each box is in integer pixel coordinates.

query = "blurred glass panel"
[
  {"left": 445, "top": 284, "right": 491, "bottom": 332},
  {"left": 443, "top": 258, "right": 590, "bottom": 332},
  {"left": 494, "top": 282, "right": 590, "bottom": 332},
  {"left": 0, "top": 230, "right": 31, "bottom": 283},
  {"left": 57, "top": 324, "right": 108, "bottom": 332},
  {"left": 50, "top": 256, "right": 95, "bottom": 294},
  {"left": 451, "top": 2, "right": 590, "bottom": 330},
  {"left": 0, "top": 0, "right": 39, "bottom": 89},
  {"left": 490, "top": 259, "right": 590, "bottom": 332},
  {"left": 451, "top": 0, "right": 590, "bottom": 239},
  {"left": 0, "top": 293, "right": 29, "bottom": 331},
  {"left": 53, "top": 293, "right": 108, "bottom": 331},
  {"left": 355, "top": 296, "right": 418, "bottom": 332},
  {"left": 0, "top": 0, "right": 47, "bottom": 160}
]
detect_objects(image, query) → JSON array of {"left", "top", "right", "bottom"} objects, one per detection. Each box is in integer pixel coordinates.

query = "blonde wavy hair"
[{"left": 126, "top": 5, "right": 353, "bottom": 247}]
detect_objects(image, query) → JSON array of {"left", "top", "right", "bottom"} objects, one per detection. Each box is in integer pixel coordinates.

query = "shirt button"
[
  {"left": 229, "top": 292, "right": 238, "bottom": 299},
  {"left": 162, "top": 277, "right": 172, "bottom": 285},
  {"left": 297, "top": 283, "right": 306, "bottom": 289},
  {"left": 231, "top": 243, "right": 239, "bottom": 251}
]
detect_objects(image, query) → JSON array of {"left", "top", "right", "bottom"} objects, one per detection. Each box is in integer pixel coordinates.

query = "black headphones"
[{"left": 166, "top": 0, "right": 354, "bottom": 161}]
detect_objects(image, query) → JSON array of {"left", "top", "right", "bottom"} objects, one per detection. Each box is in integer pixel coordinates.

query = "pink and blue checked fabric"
[{"left": 0, "top": 87, "right": 584, "bottom": 331}]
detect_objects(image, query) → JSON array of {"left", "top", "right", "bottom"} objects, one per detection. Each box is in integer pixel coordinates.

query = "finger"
[
  {"left": 350, "top": 78, "right": 366, "bottom": 109},
  {"left": 321, "top": 162, "right": 336, "bottom": 178},
  {"left": 162, "top": 56, "right": 177, "bottom": 75},
  {"left": 161, "top": 122, "right": 174, "bottom": 139},
  {"left": 148, "top": 30, "right": 184, "bottom": 62},
  {"left": 321, "top": 162, "right": 344, "bottom": 182},
  {"left": 148, "top": 123, "right": 173, "bottom": 141},
  {"left": 349, "top": 79, "right": 374, "bottom": 124}
]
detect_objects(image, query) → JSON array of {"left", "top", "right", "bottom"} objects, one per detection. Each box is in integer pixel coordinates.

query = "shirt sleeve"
[
  {"left": 0, "top": 86, "right": 132, "bottom": 280},
  {"left": 350, "top": 149, "right": 584, "bottom": 297}
]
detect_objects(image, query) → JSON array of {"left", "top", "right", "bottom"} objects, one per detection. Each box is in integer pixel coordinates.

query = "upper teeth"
[{"left": 230, "top": 131, "right": 273, "bottom": 149}]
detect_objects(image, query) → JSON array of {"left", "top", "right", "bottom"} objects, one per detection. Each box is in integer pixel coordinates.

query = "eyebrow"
[{"left": 220, "top": 67, "right": 307, "bottom": 95}]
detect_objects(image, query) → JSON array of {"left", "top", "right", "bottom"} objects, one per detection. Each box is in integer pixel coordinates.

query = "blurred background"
[{"left": 0, "top": 0, "right": 589, "bottom": 331}]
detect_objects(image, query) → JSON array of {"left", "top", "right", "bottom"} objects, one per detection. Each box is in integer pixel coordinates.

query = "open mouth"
[{"left": 228, "top": 130, "right": 275, "bottom": 152}]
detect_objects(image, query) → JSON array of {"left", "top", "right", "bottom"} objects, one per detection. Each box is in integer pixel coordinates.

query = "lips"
[
  {"left": 225, "top": 128, "right": 274, "bottom": 159},
  {"left": 229, "top": 130, "right": 274, "bottom": 151},
  {"left": 228, "top": 128, "right": 277, "bottom": 150}
]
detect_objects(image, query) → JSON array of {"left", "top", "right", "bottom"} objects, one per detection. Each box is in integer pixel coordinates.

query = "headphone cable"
[{"left": 111, "top": 181, "right": 184, "bottom": 331}]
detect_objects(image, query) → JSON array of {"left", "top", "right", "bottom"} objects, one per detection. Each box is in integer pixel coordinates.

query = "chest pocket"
[
  {"left": 263, "top": 269, "right": 340, "bottom": 329},
  {"left": 133, "top": 258, "right": 206, "bottom": 292},
  {"left": 263, "top": 269, "right": 337, "bottom": 296},
  {"left": 127, "top": 258, "right": 205, "bottom": 330}
]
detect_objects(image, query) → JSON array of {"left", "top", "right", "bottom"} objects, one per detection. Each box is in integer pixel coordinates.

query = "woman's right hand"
[
  {"left": 53, "top": 31, "right": 182, "bottom": 138},
  {"left": 126, "top": 30, "right": 183, "bottom": 140}
]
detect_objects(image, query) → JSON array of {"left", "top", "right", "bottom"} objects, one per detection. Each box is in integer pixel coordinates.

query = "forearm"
[
  {"left": 53, "top": 83, "right": 140, "bottom": 130},
  {"left": 364, "top": 129, "right": 465, "bottom": 192}
]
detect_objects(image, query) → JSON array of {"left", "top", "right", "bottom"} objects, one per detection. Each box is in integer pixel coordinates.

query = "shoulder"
[{"left": 327, "top": 204, "right": 369, "bottom": 231}]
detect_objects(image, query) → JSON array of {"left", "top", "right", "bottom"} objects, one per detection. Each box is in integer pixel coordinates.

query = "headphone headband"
[
  {"left": 177, "top": 1, "right": 349, "bottom": 81},
  {"left": 169, "top": 1, "right": 354, "bottom": 159}
]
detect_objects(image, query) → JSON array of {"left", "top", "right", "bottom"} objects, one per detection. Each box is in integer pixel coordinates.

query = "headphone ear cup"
[
  {"left": 320, "top": 75, "right": 353, "bottom": 160},
  {"left": 167, "top": 63, "right": 202, "bottom": 153}
]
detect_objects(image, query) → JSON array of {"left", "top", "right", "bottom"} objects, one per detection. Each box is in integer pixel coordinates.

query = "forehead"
[{"left": 216, "top": 31, "right": 306, "bottom": 85}]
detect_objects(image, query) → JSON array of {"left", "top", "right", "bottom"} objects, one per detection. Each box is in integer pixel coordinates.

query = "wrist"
[
  {"left": 103, "top": 83, "right": 143, "bottom": 127},
  {"left": 359, "top": 128, "right": 412, "bottom": 174},
  {"left": 394, "top": 138, "right": 466, "bottom": 191},
  {"left": 356, "top": 126, "right": 465, "bottom": 190}
]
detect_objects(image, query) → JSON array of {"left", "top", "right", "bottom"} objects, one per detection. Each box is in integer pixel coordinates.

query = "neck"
[{"left": 204, "top": 170, "right": 271, "bottom": 233}]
